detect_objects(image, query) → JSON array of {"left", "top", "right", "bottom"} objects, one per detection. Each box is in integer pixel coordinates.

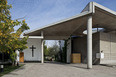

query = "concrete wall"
[
  {"left": 72, "top": 32, "right": 116, "bottom": 65},
  {"left": 23, "top": 38, "right": 42, "bottom": 62},
  {"left": 73, "top": 33, "right": 100, "bottom": 64},
  {"left": 100, "top": 32, "right": 116, "bottom": 64}
]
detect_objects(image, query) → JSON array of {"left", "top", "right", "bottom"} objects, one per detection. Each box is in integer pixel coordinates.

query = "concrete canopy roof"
[{"left": 24, "top": 2, "right": 116, "bottom": 40}]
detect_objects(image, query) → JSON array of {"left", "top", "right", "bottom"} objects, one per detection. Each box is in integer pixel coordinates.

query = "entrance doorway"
[{"left": 44, "top": 40, "right": 66, "bottom": 63}]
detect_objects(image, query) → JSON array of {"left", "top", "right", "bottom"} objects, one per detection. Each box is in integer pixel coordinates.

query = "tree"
[
  {"left": 0, "top": 0, "right": 29, "bottom": 65},
  {"left": 47, "top": 41, "right": 59, "bottom": 61},
  {"left": 48, "top": 44, "right": 59, "bottom": 57},
  {"left": 44, "top": 41, "right": 49, "bottom": 56},
  {"left": 61, "top": 40, "right": 67, "bottom": 63}
]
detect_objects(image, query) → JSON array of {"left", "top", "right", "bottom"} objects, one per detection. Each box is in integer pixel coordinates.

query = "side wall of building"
[
  {"left": 100, "top": 32, "right": 116, "bottom": 64},
  {"left": 23, "top": 38, "right": 42, "bottom": 62},
  {"left": 73, "top": 33, "right": 100, "bottom": 64}
]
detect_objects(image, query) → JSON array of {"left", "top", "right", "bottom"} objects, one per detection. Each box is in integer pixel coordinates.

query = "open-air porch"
[{"left": 24, "top": 2, "right": 116, "bottom": 69}]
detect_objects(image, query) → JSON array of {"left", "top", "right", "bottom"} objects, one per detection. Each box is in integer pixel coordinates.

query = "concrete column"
[
  {"left": 67, "top": 39, "right": 72, "bottom": 63},
  {"left": 87, "top": 15, "right": 92, "bottom": 69},
  {"left": 41, "top": 39, "right": 44, "bottom": 63}
]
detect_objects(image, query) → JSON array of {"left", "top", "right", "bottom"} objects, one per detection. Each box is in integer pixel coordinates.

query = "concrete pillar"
[
  {"left": 41, "top": 39, "right": 44, "bottom": 63},
  {"left": 87, "top": 15, "right": 92, "bottom": 69},
  {"left": 67, "top": 39, "right": 72, "bottom": 63}
]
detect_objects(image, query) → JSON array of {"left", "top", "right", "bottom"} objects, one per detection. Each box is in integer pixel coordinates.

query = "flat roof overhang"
[{"left": 24, "top": 2, "right": 116, "bottom": 40}]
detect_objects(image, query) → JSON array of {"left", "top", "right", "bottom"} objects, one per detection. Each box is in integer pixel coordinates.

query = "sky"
[{"left": 7, "top": 0, "right": 116, "bottom": 47}]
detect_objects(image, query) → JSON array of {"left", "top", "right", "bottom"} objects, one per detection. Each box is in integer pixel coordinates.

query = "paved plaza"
[{"left": 3, "top": 62, "right": 116, "bottom": 77}]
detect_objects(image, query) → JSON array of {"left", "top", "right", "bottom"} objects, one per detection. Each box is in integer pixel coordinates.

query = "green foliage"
[
  {"left": 0, "top": 64, "right": 24, "bottom": 76},
  {"left": 44, "top": 41, "right": 59, "bottom": 58},
  {"left": 61, "top": 40, "right": 67, "bottom": 63},
  {"left": 0, "top": 0, "right": 29, "bottom": 63},
  {"left": 44, "top": 41, "right": 60, "bottom": 61},
  {"left": 44, "top": 41, "right": 49, "bottom": 56},
  {"left": 10, "top": 52, "right": 17, "bottom": 62},
  {"left": 48, "top": 44, "right": 59, "bottom": 57}
]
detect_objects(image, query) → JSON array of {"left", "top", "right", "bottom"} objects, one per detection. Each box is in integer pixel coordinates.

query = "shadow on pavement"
[{"left": 44, "top": 61, "right": 87, "bottom": 69}]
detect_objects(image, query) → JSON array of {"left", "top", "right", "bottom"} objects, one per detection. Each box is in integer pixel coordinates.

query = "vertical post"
[
  {"left": 87, "top": 15, "right": 92, "bottom": 69},
  {"left": 41, "top": 31, "right": 44, "bottom": 63},
  {"left": 67, "top": 38, "right": 71, "bottom": 63},
  {"left": 41, "top": 39, "right": 44, "bottom": 63}
]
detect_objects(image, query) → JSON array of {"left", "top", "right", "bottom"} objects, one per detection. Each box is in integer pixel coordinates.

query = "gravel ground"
[{"left": 3, "top": 62, "right": 116, "bottom": 77}]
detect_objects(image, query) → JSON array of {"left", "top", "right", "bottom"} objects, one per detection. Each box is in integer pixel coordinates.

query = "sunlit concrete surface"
[{"left": 3, "top": 62, "right": 116, "bottom": 77}]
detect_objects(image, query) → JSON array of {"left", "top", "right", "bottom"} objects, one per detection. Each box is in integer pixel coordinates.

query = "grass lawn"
[{"left": 0, "top": 64, "right": 24, "bottom": 77}]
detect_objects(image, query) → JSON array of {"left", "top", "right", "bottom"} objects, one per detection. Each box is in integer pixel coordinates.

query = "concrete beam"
[
  {"left": 20, "top": 36, "right": 43, "bottom": 39},
  {"left": 44, "top": 36, "right": 69, "bottom": 40},
  {"left": 87, "top": 15, "right": 92, "bottom": 69}
]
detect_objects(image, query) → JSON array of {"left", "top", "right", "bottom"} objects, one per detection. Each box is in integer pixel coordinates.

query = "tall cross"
[{"left": 30, "top": 45, "right": 36, "bottom": 57}]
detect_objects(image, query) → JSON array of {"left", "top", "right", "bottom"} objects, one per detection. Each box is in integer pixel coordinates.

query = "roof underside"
[{"left": 24, "top": 2, "right": 116, "bottom": 40}]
